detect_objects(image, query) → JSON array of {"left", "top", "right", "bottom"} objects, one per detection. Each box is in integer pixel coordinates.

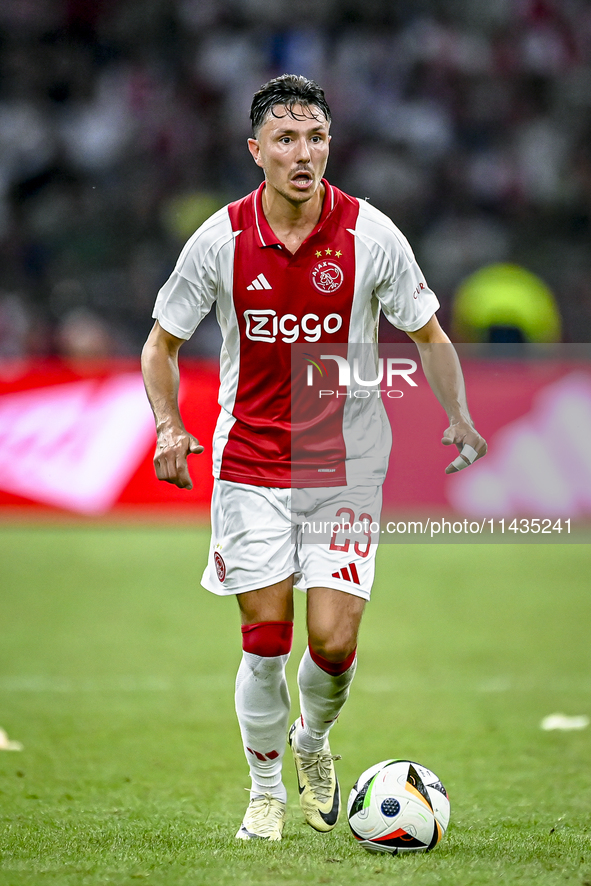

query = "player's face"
[{"left": 248, "top": 104, "right": 330, "bottom": 206}]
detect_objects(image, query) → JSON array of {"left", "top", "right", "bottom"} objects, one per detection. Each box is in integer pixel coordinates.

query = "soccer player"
[{"left": 141, "top": 74, "right": 486, "bottom": 841}]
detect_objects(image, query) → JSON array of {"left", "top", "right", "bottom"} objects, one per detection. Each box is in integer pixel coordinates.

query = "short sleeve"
[
  {"left": 152, "top": 271, "right": 215, "bottom": 340},
  {"left": 357, "top": 201, "right": 439, "bottom": 333},
  {"left": 152, "top": 206, "right": 232, "bottom": 340},
  {"left": 376, "top": 255, "right": 440, "bottom": 333}
]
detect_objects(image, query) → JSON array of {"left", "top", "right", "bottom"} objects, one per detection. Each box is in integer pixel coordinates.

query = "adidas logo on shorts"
[{"left": 331, "top": 563, "right": 360, "bottom": 584}]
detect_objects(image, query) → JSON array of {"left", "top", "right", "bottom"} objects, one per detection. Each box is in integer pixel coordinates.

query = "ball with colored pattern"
[{"left": 347, "top": 759, "right": 450, "bottom": 855}]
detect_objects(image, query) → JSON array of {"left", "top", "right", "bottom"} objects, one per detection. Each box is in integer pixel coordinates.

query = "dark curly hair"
[{"left": 250, "top": 74, "right": 331, "bottom": 136}]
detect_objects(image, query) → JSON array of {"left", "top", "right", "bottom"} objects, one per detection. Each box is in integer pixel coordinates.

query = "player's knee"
[
  {"left": 308, "top": 634, "right": 357, "bottom": 665},
  {"left": 308, "top": 639, "right": 357, "bottom": 675},
  {"left": 241, "top": 620, "right": 293, "bottom": 656}
]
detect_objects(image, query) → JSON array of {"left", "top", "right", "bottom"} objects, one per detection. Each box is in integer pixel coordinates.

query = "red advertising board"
[
  {"left": 0, "top": 359, "right": 218, "bottom": 517},
  {"left": 0, "top": 355, "right": 590, "bottom": 519},
  {"left": 384, "top": 355, "right": 591, "bottom": 518}
]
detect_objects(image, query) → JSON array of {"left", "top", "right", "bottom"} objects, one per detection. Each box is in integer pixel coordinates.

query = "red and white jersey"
[{"left": 153, "top": 180, "right": 439, "bottom": 488}]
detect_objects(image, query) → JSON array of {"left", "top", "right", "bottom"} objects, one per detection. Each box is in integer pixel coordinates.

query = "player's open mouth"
[{"left": 291, "top": 172, "right": 313, "bottom": 189}]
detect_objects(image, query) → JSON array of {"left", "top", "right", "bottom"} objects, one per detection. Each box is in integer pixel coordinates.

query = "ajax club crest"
[
  {"left": 311, "top": 260, "right": 344, "bottom": 295},
  {"left": 214, "top": 551, "right": 226, "bottom": 582}
]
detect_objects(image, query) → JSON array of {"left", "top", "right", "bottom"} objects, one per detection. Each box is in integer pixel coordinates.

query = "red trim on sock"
[
  {"left": 308, "top": 643, "right": 357, "bottom": 675},
  {"left": 241, "top": 621, "right": 293, "bottom": 656}
]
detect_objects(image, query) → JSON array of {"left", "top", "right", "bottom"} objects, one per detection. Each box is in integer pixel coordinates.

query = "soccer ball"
[{"left": 347, "top": 759, "right": 450, "bottom": 855}]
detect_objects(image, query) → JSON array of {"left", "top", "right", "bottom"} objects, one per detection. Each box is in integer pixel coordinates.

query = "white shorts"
[{"left": 201, "top": 479, "right": 382, "bottom": 602}]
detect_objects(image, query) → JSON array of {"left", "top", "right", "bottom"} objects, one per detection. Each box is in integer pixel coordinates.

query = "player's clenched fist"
[
  {"left": 441, "top": 422, "right": 487, "bottom": 474},
  {"left": 153, "top": 427, "right": 204, "bottom": 489}
]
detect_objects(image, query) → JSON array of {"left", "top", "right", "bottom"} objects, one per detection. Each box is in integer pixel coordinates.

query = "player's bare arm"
[
  {"left": 141, "top": 320, "right": 204, "bottom": 489},
  {"left": 406, "top": 314, "right": 487, "bottom": 473}
]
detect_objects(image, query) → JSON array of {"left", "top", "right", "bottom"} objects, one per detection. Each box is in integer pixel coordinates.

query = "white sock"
[
  {"left": 235, "top": 651, "right": 290, "bottom": 802},
  {"left": 296, "top": 646, "right": 357, "bottom": 754}
]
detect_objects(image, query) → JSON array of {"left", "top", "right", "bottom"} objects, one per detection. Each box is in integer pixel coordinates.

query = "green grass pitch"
[{"left": 1, "top": 526, "right": 590, "bottom": 886}]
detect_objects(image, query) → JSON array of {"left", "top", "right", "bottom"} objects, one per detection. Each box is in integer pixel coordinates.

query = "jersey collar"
[{"left": 253, "top": 179, "right": 337, "bottom": 248}]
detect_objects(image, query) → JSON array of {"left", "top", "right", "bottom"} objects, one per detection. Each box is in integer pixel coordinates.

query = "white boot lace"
[
  {"left": 299, "top": 752, "right": 342, "bottom": 803},
  {"left": 244, "top": 792, "right": 285, "bottom": 837}
]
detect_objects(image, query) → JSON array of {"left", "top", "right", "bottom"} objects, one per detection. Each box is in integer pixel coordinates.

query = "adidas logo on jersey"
[
  {"left": 247, "top": 273, "right": 272, "bottom": 290},
  {"left": 331, "top": 563, "right": 361, "bottom": 584}
]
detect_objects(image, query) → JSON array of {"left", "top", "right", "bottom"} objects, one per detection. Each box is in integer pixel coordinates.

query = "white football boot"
[
  {"left": 288, "top": 719, "right": 341, "bottom": 832},
  {"left": 235, "top": 793, "right": 286, "bottom": 841}
]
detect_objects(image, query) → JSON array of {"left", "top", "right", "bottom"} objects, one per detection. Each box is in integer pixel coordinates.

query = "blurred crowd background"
[{"left": 1, "top": 0, "right": 591, "bottom": 359}]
